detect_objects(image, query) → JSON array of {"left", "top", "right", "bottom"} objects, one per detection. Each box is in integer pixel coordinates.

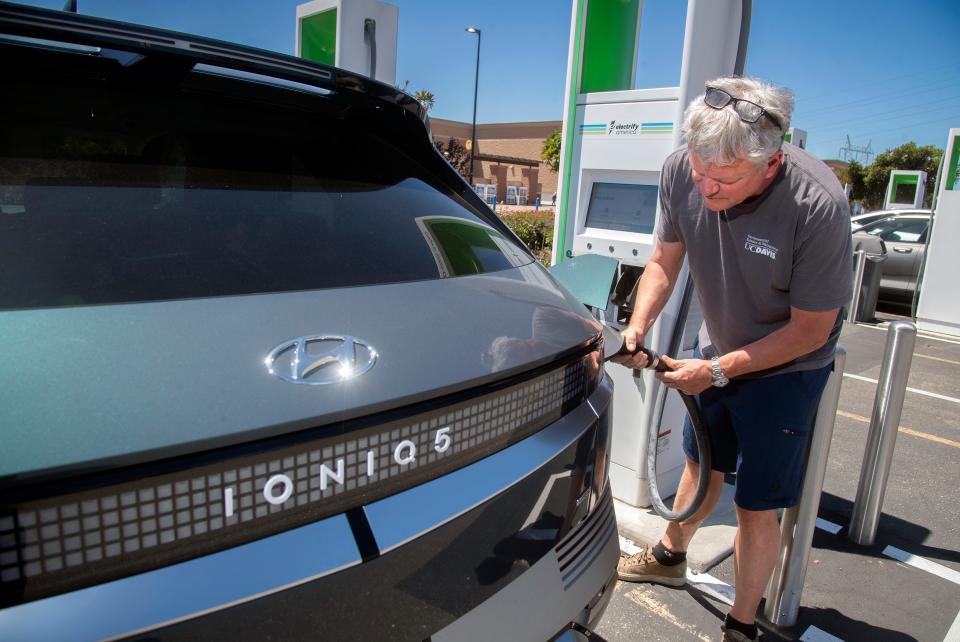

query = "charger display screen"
[{"left": 584, "top": 182, "right": 658, "bottom": 234}]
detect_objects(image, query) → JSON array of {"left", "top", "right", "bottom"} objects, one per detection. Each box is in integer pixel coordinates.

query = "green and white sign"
[
  {"left": 295, "top": 0, "right": 397, "bottom": 84},
  {"left": 884, "top": 170, "right": 926, "bottom": 209},
  {"left": 945, "top": 133, "right": 960, "bottom": 192},
  {"left": 299, "top": 7, "right": 337, "bottom": 66}
]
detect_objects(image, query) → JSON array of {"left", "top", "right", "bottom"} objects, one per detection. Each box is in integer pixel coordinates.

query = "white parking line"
[
  {"left": 685, "top": 569, "right": 735, "bottom": 607},
  {"left": 816, "top": 518, "right": 843, "bottom": 534},
  {"left": 842, "top": 373, "right": 960, "bottom": 405},
  {"left": 857, "top": 322, "right": 960, "bottom": 346},
  {"left": 883, "top": 546, "right": 960, "bottom": 586},
  {"left": 618, "top": 535, "right": 642, "bottom": 556},
  {"left": 914, "top": 352, "right": 960, "bottom": 367},
  {"left": 944, "top": 609, "right": 960, "bottom": 642},
  {"left": 800, "top": 625, "right": 845, "bottom": 641},
  {"left": 919, "top": 333, "right": 960, "bottom": 346},
  {"left": 682, "top": 572, "right": 849, "bottom": 642}
]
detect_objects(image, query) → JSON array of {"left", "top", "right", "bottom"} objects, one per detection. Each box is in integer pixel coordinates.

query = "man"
[{"left": 612, "top": 76, "right": 852, "bottom": 642}]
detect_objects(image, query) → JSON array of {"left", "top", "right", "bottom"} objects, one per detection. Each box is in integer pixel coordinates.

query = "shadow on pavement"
[
  {"left": 788, "top": 607, "right": 918, "bottom": 642},
  {"left": 817, "top": 492, "right": 960, "bottom": 566},
  {"left": 684, "top": 586, "right": 726, "bottom": 620},
  {"left": 682, "top": 585, "right": 920, "bottom": 642}
]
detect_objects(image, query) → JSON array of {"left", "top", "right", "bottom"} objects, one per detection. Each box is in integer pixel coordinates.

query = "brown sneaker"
[{"left": 616, "top": 546, "right": 686, "bottom": 586}]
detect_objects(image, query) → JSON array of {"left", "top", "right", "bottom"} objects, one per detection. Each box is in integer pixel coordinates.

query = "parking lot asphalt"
[{"left": 596, "top": 308, "right": 960, "bottom": 642}]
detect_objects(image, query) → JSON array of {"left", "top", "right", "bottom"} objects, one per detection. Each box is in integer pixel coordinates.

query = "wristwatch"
[{"left": 710, "top": 356, "right": 729, "bottom": 388}]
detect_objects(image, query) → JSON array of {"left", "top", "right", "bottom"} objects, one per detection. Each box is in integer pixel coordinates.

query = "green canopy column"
[{"left": 553, "top": 0, "right": 642, "bottom": 264}]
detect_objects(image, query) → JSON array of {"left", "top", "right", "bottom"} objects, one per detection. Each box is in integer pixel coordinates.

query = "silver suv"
[
  {"left": 853, "top": 211, "right": 931, "bottom": 303},
  {"left": 0, "top": 4, "right": 618, "bottom": 641}
]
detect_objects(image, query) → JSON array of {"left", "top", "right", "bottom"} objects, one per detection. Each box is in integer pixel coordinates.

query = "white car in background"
[
  {"left": 851, "top": 208, "right": 931, "bottom": 232},
  {"left": 853, "top": 211, "right": 933, "bottom": 303}
]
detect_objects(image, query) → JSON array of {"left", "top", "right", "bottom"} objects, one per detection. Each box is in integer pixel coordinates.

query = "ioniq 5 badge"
[{"left": 265, "top": 335, "right": 378, "bottom": 384}]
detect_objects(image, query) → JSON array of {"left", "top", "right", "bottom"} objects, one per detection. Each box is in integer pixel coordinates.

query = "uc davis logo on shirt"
[{"left": 745, "top": 235, "right": 779, "bottom": 260}]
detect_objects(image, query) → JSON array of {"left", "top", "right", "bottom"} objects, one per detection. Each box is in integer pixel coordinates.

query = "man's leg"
[
  {"left": 729, "top": 506, "right": 780, "bottom": 624},
  {"left": 618, "top": 360, "right": 736, "bottom": 585},
  {"left": 663, "top": 362, "right": 736, "bottom": 554},
  {"left": 617, "top": 457, "right": 725, "bottom": 584},
  {"left": 662, "top": 457, "right": 726, "bottom": 553},
  {"left": 722, "top": 364, "right": 833, "bottom": 630}
]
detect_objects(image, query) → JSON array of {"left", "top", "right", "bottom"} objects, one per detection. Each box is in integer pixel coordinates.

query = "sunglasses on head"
[{"left": 704, "top": 86, "right": 783, "bottom": 131}]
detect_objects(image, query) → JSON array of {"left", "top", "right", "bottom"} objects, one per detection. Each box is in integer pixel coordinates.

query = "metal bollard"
[
  {"left": 849, "top": 249, "right": 865, "bottom": 324},
  {"left": 763, "top": 348, "right": 846, "bottom": 628},
  {"left": 848, "top": 321, "right": 917, "bottom": 545}
]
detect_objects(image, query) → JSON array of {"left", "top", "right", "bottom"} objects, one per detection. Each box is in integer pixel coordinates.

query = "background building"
[{"left": 430, "top": 118, "right": 560, "bottom": 207}]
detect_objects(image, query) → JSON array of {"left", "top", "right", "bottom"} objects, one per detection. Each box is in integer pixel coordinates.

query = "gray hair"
[{"left": 682, "top": 76, "right": 794, "bottom": 167}]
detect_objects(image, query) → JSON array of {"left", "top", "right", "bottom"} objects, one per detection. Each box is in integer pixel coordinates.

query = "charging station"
[
  {"left": 552, "top": 0, "right": 752, "bottom": 508},
  {"left": 883, "top": 169, "right": 927, "bottom": 209},
  {"left": 916, "top": 128, "right": 960, "bottom": 337},
  {"left": 296, "top": 0, "right": 397, "bottom": 85},
  {"left": 784, "top": 127, "right": 807, "bottom": 150}
]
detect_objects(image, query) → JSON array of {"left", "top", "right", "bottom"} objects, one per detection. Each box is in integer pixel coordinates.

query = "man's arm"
[
  {"left": 658, "top": 306, "right": 840, "bottom": 394},
  {"left": 611, "top": 239, "right": 685, "bottom": 369},
  {"left": 718, "top": 306, "right": 839, "bottom": 378}
]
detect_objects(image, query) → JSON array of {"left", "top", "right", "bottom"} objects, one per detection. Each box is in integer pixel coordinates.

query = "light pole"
[{"left": 465, "top": 27, "right": 481, "bottom": 187}]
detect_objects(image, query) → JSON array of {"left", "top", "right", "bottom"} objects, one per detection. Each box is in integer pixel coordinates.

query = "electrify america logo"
[
  {"left": 608, "top": 120, "right": 640, "bottom": 136},
  {"left": 744, "top": 235, "right": 779, "bottom": 260}
]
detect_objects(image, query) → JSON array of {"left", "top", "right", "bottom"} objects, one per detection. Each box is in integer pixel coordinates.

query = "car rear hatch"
[{"left": 0, "top": 12, "right": 606, "bottom": 611}]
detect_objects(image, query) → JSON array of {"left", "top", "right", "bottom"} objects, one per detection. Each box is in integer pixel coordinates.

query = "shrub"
[
  {"left": 541, "top": 129, "right": 562, "bottom": 172},
  {"left": 501, "top": 210, "right": 555, "bottom": 266}
]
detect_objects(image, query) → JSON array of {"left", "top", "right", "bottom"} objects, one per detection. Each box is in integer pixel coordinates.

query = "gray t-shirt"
[{"left": 657, "top": 143, "right": 852, "bottom": 375}]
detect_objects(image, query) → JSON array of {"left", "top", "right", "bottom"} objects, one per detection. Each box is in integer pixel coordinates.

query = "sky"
[{"left": 12, "top": 0, "right": 960, "bottom": 162}]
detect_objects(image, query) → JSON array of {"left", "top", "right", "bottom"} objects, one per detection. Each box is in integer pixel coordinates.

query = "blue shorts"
[{"left": 682, "top": 355, "right": 833, "bottom": 511}]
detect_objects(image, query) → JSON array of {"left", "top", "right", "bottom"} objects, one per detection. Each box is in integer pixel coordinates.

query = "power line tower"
[{"left": 838, "top": 135, "right": 874, "bottom": 164}]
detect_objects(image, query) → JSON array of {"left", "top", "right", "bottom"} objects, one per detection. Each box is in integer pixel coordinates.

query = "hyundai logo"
[{"left": 265, "top": 335, "right": 378, "bottom": 385}]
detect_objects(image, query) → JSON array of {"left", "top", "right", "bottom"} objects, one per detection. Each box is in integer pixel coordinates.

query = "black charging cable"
[{"left": 609, "top": 341, "right": 713, "bottom": 523}]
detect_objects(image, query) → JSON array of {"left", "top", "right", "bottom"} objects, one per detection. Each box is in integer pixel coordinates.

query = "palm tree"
[{"left": 414, "top": 90, "right": 435, "bottom": 112}]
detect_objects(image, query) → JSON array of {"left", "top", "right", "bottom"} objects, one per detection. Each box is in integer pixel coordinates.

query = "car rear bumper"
[
  {"left": 431, "top": 489, "right": 619, "bottom": 642},
  {"left": 1, "top": 377, "right": 616, "bottom": 642}
]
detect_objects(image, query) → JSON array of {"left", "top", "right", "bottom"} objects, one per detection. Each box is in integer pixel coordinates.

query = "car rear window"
[
  {"left": 863, "top": 218, "right": 929, "bottom": 243},
  {"left": 0, "top": 53, "right": 530, "bottom": 310}
]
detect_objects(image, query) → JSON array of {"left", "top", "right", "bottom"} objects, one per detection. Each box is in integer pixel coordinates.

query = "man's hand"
[
  {"left": 610, "top": 326, "right": 650, "bottom": 369},
  {"left": 657, "top": 356, "right": 713, "bottom": 395}
]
